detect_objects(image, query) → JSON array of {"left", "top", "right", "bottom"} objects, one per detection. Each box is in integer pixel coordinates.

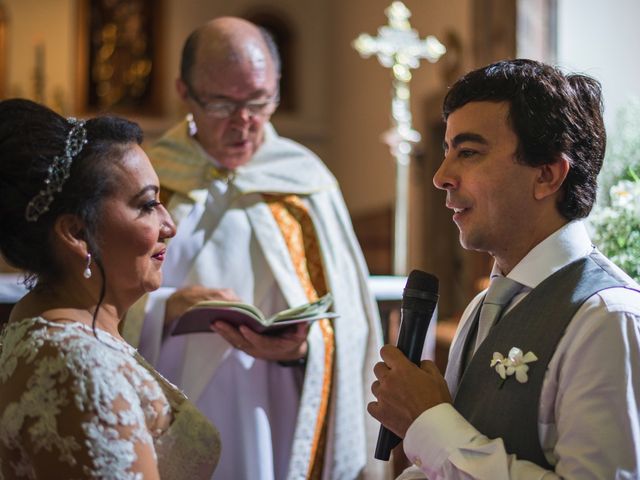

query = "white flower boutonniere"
[{"left": 490, "top": 347, "right": 538, "bottom": 385}]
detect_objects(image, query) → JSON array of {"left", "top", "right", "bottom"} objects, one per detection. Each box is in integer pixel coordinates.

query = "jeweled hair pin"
[{"left": 24, "top": 117, "right": 88, "bottom": 222}]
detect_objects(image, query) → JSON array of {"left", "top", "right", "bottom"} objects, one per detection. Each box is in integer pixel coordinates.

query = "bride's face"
[{"left": 96, "top": 145, "right": 176, "bottom": 304}]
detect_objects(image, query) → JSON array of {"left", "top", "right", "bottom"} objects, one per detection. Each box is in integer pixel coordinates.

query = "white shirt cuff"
[{"left": 403, "top": 403, "right": 482, "bottom": 474}]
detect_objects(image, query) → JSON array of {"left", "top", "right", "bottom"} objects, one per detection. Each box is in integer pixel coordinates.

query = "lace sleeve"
[
  {"left": 26, "top": 382, "right": 162, "bottom": 480},
  {"left": 0, "top": 323, "right": 169, "bottom": 479}
]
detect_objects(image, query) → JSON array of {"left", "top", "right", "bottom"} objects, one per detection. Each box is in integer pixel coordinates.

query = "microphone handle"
[
  {"left": 374, "top": 424, "right": 401, "bottom": 460},
  {"left": 374, "top": 307, "right": 434, "bottom": 460}
]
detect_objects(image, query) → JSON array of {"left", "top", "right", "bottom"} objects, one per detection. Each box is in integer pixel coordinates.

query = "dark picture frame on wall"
[
  {"left": 243, "top": 7, "right": 297, "bottom": 114},
  {"left": 75, "top": 0, "right": 163, "bottom": 114}
]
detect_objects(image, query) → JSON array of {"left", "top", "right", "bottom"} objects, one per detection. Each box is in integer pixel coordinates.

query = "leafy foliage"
[{"left": 590, "top": 98, "right": 640, "bottom": 281}]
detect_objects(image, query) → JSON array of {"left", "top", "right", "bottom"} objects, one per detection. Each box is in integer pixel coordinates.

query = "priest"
[{"left": 123, "top": 16, "right": 385, "bottom": 480}]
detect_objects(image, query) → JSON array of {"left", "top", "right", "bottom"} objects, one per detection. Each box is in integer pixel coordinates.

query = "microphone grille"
[
  {"left": 405, "top": 269, "right": 439, "bottom": 294},
  {"left": 402, "top": 270, "right": 439, "bottom": 313}
]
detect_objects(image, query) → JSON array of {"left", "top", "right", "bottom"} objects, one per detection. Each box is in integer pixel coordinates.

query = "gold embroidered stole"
[{"left": 264, "top": 194, "right": 335, "bottom": 480}]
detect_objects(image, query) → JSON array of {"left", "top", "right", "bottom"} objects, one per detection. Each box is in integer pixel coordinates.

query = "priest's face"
[{"left": 179, "top": 46, "right": 279, "bottom": 170}]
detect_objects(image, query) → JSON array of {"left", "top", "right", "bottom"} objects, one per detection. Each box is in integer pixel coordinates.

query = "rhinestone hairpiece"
[{"left": 24, "top": 117, "right": 88, "bottom": 222}]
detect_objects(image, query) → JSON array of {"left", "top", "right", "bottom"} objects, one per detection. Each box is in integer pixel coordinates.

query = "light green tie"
[{"left": 474, "top": 276, "right": 523, "bottom": 352}]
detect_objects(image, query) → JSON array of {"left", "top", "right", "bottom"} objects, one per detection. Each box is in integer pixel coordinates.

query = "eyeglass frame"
[{"left": 186, "top": 83, "right": 280, "bottom": 119}]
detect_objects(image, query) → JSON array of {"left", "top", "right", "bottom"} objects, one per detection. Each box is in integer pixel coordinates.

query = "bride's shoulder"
[{"left": 2, "top": 317, "right": 136, "bottom": 383}]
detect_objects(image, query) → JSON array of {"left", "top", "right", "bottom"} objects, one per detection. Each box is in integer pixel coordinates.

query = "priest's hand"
[
  {"left": 368, "top": 345, "right": 452, "bottom": 438},
  {"left": 212, "top": 321, "right": 309, "bottom": 362},
  {"left": 164, "top": 285, "right": 239, "bottom": 326}
]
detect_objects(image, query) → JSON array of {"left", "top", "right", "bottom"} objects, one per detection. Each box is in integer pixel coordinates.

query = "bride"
[{"left": 0, "top": 99, "right": 220, "bottom": 479}]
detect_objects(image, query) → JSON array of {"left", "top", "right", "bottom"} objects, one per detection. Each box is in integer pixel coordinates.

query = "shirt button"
[{"left": 413, "top": 457, "right": 423, "bottom": 467}]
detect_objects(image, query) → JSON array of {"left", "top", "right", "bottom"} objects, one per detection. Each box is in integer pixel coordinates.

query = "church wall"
[
  {"left": 2, "top": 0, "right": 76, "bottom": 112},
  {"left": 327, "top": 0, "right": 472, "bottom": 216},
  {"left": 556, "top": 0, "right": 640, "bottom": 130}
]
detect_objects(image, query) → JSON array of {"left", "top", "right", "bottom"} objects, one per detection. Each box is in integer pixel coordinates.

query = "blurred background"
[{"left": 0, "top": 0, "right": 639, "bottom": 356}]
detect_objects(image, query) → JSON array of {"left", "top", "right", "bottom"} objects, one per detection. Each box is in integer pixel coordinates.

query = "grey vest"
[{"left": 451, "top": 252, "right": 632, "bottom": 468}]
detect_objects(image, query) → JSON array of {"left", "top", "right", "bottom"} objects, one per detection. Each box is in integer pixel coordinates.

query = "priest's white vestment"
[{"left": 123, "top": 120, "right": 386, "bottom": 480}]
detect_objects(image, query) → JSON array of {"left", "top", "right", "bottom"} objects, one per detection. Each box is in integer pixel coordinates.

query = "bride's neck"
[{"left": 12, "top": 277, "right": 124, "bottom": 339}]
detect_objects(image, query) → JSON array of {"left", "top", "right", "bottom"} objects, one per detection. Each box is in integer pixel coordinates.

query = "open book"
[{"left": 171, "top": 292, "right": 338, "bottom": 335}]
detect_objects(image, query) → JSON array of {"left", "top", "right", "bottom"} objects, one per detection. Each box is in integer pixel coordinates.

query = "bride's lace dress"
[{"left": 0, "top": 317, "right": 220, "bottom": 479}]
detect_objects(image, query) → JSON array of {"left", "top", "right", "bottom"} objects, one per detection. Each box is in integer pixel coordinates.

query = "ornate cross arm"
[{"left": 353, "top": 1, "right": 445, "bottom": 275}]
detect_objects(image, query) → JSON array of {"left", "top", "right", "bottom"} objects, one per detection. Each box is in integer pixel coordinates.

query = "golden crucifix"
[{"left": 353, "top": 1, "right": 445, "bottom": 275}]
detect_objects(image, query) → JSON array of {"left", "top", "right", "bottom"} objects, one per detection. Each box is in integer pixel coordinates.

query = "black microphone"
[{"left": 374, "top": 269, "right": 439, "bottom": 461}]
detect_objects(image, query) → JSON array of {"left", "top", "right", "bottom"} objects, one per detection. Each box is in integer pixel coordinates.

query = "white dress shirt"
[{"left": 399, "top": 221, "right": 640, "bottom": 479}]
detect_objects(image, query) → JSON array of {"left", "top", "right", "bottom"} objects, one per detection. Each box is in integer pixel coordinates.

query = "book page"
[
  {"left": 189, "top": 300, "right": 266, "bottom": 321},
  {"left": 269, "top": 293, "right": 333, "bottom": 322}
]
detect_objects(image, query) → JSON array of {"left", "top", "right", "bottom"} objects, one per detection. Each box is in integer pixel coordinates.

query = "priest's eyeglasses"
[{"left": 187, "top": 85, "right": 279, "bottom": 119}]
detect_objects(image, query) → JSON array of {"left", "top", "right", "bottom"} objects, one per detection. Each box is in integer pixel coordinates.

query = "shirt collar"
[{"left": 491, "top": 220, "right": 594, "bottom": 289}]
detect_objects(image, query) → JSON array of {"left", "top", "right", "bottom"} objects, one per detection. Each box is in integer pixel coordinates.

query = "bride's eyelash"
[{"left": 141, "top": 200, "right": 161, "bottom": 212}]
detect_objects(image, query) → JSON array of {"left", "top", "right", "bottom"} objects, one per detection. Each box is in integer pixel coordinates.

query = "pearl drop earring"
[
  {"left": 83, "top": 253, "right": 92, "bottom": 279},
  {"left": 187, "top": 113, "right": 198, "bottom": 136}
]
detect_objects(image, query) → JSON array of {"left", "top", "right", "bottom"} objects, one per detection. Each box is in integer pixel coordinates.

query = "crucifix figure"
[{"left": 353, "top": 1, "right": 445, "bottom": 275}]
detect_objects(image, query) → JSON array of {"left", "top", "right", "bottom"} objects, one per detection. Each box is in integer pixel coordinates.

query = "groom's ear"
[{"left": 533, "top": 154, "right": 570, "bottom": 201}]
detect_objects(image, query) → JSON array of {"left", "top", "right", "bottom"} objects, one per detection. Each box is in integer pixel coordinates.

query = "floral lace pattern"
[{"left": 0, "top": 317, "right": 219, "bottom": 479}]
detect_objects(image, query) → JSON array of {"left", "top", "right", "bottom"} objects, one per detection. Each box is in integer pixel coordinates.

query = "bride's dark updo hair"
[{"left": 0, "top": 98, "right": 143, "bottom": 287}]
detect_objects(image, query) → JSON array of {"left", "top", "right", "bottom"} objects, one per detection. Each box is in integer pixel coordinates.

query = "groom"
[{"left": 369, "top": 59, "right": 640, "bottom": 478}]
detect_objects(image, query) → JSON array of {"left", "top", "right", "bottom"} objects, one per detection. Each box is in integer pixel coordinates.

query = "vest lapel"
[{"left": 444, "top": 298, "right": 483, "bottom": 396}]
